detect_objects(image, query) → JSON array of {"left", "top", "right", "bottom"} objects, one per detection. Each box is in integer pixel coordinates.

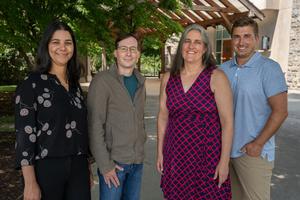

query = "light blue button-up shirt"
[{"left": 220, "top": 52, "right": 287, "bottom": 161}]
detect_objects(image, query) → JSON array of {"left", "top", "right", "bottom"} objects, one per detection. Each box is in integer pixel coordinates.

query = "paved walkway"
[{"left": 89, "top": 78, "right": 300, "bottom": 200}]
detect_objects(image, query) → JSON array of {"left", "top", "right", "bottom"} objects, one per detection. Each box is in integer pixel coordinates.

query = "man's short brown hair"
[
  {"left": 115, "top": 33, "right": 140, "bottom": 50},
  {"left": 231, "top": 16, "right": 259, "bottom": 37}
]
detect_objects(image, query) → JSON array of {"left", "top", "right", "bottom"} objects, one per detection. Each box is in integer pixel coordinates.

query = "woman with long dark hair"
[
  {"left": 157, "top": 24, "right": 233, "bottom": 199},
  {"left": 15, "top": 20, "right": 91, "bottom": 200}
]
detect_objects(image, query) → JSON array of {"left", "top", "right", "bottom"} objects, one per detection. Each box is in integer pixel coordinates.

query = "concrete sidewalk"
[{"left": 89, "top": 78, "right": 300, "bottom": 200}]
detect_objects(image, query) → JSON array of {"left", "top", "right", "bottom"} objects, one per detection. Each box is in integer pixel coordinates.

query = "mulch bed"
[
  {"left": 0, "top": 132, "right": 22, "bottom": 200},
  {"left": 0, "top": 92, "right": 15, "bottom": 116}
]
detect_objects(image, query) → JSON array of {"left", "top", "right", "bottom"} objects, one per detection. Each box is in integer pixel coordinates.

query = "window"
[{"left": 215, "top": 25, "right": 232, "bottom": 65}]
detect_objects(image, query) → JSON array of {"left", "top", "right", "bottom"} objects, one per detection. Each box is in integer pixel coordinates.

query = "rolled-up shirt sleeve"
[{"left": 15, "top": 76, "right": 37, "bottom": 169}]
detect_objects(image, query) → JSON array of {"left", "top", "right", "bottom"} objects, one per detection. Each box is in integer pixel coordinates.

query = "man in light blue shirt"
[{"left": 221, "top": 17, "right": 288, "bottom": 200}]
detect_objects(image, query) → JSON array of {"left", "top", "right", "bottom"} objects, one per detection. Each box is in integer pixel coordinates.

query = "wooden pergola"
[
  {"left": 137, "top": 0, "right": 264, "bottom": 74},
  {"left": 84, "top": 0, "right": 264, "bottom": 80},
  {"left": 138, "top": 0, "right": 264, "bottom": 34}
]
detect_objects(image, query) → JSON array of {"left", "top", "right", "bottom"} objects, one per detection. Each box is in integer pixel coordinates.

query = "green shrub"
[
  {"left": 141, "top": 55, "right": 161, "bottom": 77},
  {"left": 0, "top": 48, "right": 29, "bottom": 85}
]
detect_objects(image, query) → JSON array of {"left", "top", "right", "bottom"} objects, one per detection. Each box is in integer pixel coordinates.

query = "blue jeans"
[{"left": 98, "top": 162, "right": 143, "bottom": 200}]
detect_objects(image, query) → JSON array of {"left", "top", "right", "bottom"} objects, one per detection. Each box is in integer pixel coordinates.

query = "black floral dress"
[{"left": 15, "top": 72, "right": 89, "bottom": 169}]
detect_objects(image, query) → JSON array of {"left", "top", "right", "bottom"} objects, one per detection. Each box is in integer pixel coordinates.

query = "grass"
[
  {"left": 0, "top": 85, "right": 17, "bottom": 92},
  {"left": 0, "top": 86, "right": 15, "bottom": 132},
  {"left": 0, "top": 115, "right": 14, "bottom": 132}
]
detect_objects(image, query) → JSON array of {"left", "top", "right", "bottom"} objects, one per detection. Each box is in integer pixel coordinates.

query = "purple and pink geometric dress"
[{"left": 161, "top": 67, "right": 231, "bottom": 200}]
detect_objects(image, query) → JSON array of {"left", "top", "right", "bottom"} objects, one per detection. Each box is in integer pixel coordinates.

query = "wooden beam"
[
  {"left": 220, "top": 13, "right": 232, "bottom": 33},
  {"left": 193, "top": 0, "right": 220, "bottom": 19},
  {"left": 184, "top": 5, "right": 239, "bottom": 13},
  {"left": 192, "top": 10, "right": 210, "bottom": 21},
  {"left": 181, "top": 10, "right": 204, "bottom": 23},
  {"left": 238, "top": 0, "right": 265, "bottom": 20},
  {"left": 218, "top": 0, "right": 240, "bottom": 13},
  {"left": 193, "top": 12, "right": 248, "bottom": 28},
  {"left": 163, "top": 10, "right": 186, "bottom": 23},
  {"left": 178, "top": 10, "right": 196, "bottom": 24}
]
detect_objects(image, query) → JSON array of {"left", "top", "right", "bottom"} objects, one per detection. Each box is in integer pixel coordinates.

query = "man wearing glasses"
[{"left": 88, "top": 33, "right": 146, "bottom": 200}]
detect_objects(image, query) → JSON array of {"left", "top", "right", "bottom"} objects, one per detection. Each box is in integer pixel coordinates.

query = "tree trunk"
[{"left": 18, "top": 48, "right": 34, "bottom": 71}]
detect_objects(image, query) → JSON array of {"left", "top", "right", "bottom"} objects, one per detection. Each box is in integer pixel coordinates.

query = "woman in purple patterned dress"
[{"left": 157, "top": 24, "right": 233, "bottom": 200}]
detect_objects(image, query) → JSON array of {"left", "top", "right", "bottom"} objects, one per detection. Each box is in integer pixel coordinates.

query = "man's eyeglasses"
[{"left": 118, "top": 46, "right": 138, "bottom": 53}]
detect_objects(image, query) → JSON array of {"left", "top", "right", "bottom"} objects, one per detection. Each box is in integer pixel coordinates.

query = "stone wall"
[{"left": 287, "top": 0, "right": 300, "bottom": 90}]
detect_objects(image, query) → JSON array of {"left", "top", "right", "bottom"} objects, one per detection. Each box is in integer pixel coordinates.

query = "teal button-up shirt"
[{"left": 220, "top": 52, "right": 287, "bottom": 161}]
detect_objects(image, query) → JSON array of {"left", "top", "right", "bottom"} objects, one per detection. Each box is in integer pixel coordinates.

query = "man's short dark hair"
[
  {"left": 115, "top": 33, "right": 140, "bottom": 50},
  {"left": 231, "top": 16, "right": 259, "bottom": 36}
]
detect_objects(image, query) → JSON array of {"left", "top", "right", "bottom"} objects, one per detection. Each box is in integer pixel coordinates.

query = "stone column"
[{"left": 287, "top": 0, "right": 300, "bottom": 90}]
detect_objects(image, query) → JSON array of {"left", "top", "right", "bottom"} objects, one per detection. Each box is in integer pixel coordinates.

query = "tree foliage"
[
  {"left": 0, "top": 46, "right": 28, "bottom": 85},
  {"left": 0, "top": 0, "right": 192, "bottom": 72}
]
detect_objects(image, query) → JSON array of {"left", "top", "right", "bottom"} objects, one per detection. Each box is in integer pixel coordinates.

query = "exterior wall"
[
  {"left": 251, "top": 0, "right": 300, "bottom": 90},
  {"left": 268, "top": 0, "right": 293, "bottom": 73},
  {"left": 251, "top": 0, "right": 280, "bottom": 10},
  {"left": 287, "top": 0, "right": 300, "bottom": 90}
]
